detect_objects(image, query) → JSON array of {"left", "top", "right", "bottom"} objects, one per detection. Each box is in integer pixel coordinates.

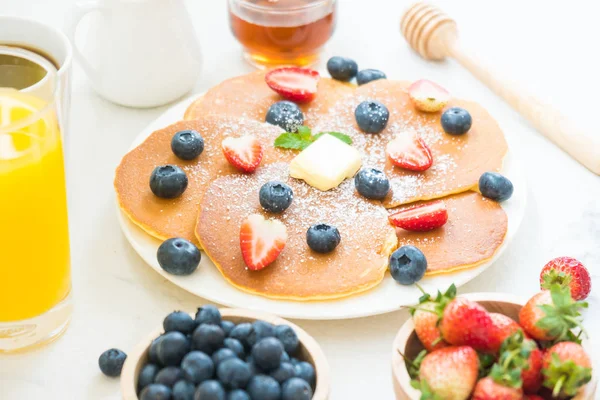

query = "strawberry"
[
  {"left": 521, "top": 343, "right": 543, "bottom": 394},
  {"left": 265, "top": 67, "right": 320, "bottom": 103},
  {"left": 542, "top": 341, "right": 592, "bottom": 398},
  {"left": 489, "top": 313, "right": 523, "bottom": 354},
  {"left": 408, "top": 79, "right": 451, "bottom": 112},
  {"left": 222, "top": 135, "right": 264, "bottom": 173},
  {"left": 440, "top": 297, "right": 497, "bottom": 352},
  {"left": 540, "top": 256, "right": 591, "bottom": 301},
  {"left": 518, "top": 285, "right": 587, "bottom": 342},
  {"left": 410, "top": 284, "right": 456, "bottom": 351},
  {"left": 472, "top": 377, "right": 523, "bottom": 400},
  {"left": 388, "top": 200, "right": 448, "bottom": 232},
  {"left": 239, "top": 214, "right": 287, "bottom": 271},
  {"left": 386, "top": 133, "right": 433, "bottom": 171},
  {"left": 413, "top": 346, "right": 479, "bottom": 400}
]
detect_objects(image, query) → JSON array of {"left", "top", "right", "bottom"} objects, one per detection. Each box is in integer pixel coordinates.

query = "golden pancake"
[
  {"left": 312, "top": 79, "right": 508, "bottom": 208},
  {"left": 394, "top": 191, "right": 508, "bottom": 275},
  {"left": 196, "top": 163, "right": 398, "bottom": 300},
  {"left": 115, "top": 116, "right": 293, "bottom": 245},
  {"left": 183, "top": 70, "right": 354, "bottom": 127}
]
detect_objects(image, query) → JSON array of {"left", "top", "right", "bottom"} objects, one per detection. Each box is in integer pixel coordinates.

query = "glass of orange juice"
[{"left": 0, "top": 46, "right": 71, "bottom": 352}]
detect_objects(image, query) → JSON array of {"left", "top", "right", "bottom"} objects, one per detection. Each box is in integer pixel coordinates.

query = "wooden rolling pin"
[{"left": 401, "top": 2, "right": 600, "bottom": 175}]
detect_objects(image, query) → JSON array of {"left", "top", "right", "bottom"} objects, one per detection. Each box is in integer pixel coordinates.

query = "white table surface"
[{"left": 1, "top": 0, "right": 599, "bottom": 399}]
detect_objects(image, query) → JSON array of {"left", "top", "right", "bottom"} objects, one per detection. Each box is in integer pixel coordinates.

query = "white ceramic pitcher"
[{"left": 66, "top": 0, "right": 202, "bottom": 108}]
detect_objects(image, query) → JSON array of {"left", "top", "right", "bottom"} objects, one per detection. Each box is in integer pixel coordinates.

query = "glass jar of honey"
[{"left": 228, "top": 0, "right": 337, "bottom": 68}]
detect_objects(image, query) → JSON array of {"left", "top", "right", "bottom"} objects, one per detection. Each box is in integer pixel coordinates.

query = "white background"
[{"left": 1, "top": 0, "right": 599, "bottom": 399}]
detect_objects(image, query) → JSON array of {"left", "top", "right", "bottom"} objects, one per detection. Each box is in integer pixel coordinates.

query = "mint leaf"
[
  {"left": 297, "top": 125, "right": 312, "bottom": 140},
  {"left": 274, "top": 133, "right": 311, "bottom": 150},
  {"left": 313, "top": 131, "right": 352, "bottom": 145}
]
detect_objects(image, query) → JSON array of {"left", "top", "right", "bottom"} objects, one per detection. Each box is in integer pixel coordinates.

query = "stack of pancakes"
[{"left": 115, "top": 71, "right": 508, "bottom": 300}]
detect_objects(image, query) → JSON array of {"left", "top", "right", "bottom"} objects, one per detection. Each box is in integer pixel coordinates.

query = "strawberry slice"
[
  {"left": 388, "top": 200, "right": 448, "bottom": 231},
  {"left": 408, "top": 79, "right": 450, "bottom": 112},
  {"left": 240, "top": 214, "right": 287, "bottom": 271},
  {"left": 265, "top": 67, "right": 320, "bottom": 103},
  {"left": 222, "top": 135, "right": 264, "bottom": 173},
  {"left": 386, "top": 133, "right": 433, "bottom": 171}
]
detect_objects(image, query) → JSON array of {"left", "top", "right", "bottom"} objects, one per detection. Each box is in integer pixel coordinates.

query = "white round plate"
[{"left": 117, "top": 95, "right": 526, "bottom": 320}]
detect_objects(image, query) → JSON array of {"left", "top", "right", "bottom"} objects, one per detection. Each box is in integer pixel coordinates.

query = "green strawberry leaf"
[
  {"left": 542, "top": 352, "right": 592, "bottom": 397},
  {"left": 313, "top": 131, "right": 353, "bottom": 145},
  {"left": 535, "top": 284, "right": 588, "bottom": 343},
  {"left": 541, "top": 270, "right": 572, "bottom": 291},
  {"left": 478, "top": 352, "right": 496, "bottom": 379},
  {"left": 411, "top": 378, "right": 442, "bottom": 400}
]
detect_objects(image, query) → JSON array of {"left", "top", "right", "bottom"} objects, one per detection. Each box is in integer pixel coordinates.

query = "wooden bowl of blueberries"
[{"left": 119, "top": 305, "right": 330, "bottom": 400}]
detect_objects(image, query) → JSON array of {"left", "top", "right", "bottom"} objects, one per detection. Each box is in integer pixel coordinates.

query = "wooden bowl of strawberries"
[{"left": 392, "top": 273, "right": 596, "bottom": 400}]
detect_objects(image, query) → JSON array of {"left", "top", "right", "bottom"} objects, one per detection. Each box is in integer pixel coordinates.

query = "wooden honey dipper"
[{"left": 401, "top": 2, "right": 600, "bottom": 175}]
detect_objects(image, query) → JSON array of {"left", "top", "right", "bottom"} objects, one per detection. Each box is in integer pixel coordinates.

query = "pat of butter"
[{"left": 290, "top": 134, "right": 362, "bottom": 191}]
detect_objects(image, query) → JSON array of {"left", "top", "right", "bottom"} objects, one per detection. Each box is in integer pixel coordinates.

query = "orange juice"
[{"left": 0, "top": 90, "right": 70, "bottom": 321}]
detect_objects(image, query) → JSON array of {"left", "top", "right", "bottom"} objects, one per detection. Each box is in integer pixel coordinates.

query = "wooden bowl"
[
  {"left": 391, "top": 292, "right": 597, "bottom": 400},
  {"left": 121, "top": 308, "right": 330, "bottom": 399}
]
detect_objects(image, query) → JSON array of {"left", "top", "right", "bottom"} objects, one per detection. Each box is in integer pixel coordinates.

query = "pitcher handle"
[{"left": 65, "top": 0, "right": 105, "bottom": 81}]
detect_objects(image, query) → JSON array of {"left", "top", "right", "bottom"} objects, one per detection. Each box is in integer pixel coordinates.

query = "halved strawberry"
[
  {"left": 408, "top": 79, "right": 450, "bottom": 112},
  {"left": 222, "top": 135, "right": 264, "bottom": 173},
  {"left": 239, "top": 214, "right": 287, "bottom": 271},
  {"left": 265, "top": 67, "right": 320, "bottom": 103},
  {"left": 388, "top": 201, "right": 447, "bottom": 232},
  {"left": 386, "top": 133, "right": 433, "bottom": 171}
]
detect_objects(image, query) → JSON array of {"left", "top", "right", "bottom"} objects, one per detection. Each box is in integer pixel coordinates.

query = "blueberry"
[
  {"left": 269, "top": 362, "right": 296, "bottom": 384},
  {"left": 354, "top": 168, "right": 390, "bottom": 200},
  {"left": 98, "top": 348, "right": 127, "bottom": 377},
  {"left": 157, "top": 238, "right": 201, "bottom": 276},
  {"left": 479, "top": 171, "right": 514, "bottom": 201},
  {"left": 228, "top": 389, "right": 250, "bottom": 400},
  {"left": 247, "top": 321, "right": 275, "bottom": 348},
  {"left": 354, "top": 100, "right": 389, "bottom": 134},
  {"left": 155, "top": 366, "right": 184, "bottom": 387},
  {"left": 171, "top": 129, "right": 204, "bottom": 160},
  {"left": 247, "top": 375, "right": 281, "bottom": 400},
  {"left": 221, "top": 320, "right": 235, "bottom": 336},
  {"left": 280, "top": 352, "right": 290, "bottom": 363},
  {"left": 192, "top": 324, "right": 225, "bottom": 354},
  {"left": 223, "top": 338, "right": 245, "bottom": 359},
  {"left": 247, "top": 357, "right": 264, "bottom": 376},
  {"left": 164, "top": 311, "right": 196, "bottom": 334},
  {"left": 229, "top": 323, "right": 254, "bottom": 349},
  {"left": 140, "top": 383, "right": 172, "bottom": 400},
  {"left": 149, "top": 336, "right": 163, "bottom": 365},
  {"left": 195, "top": 305, "right": 222, "bottom": 326},
  {"left": 274, "top": 325, "right": 299, "bottom": 355},
  {"left": 282, "top": 377, "right": 313, "bottom": 400},
  {"left": 150, "top": 165, "right": 188, "bottom": 198},
  {"left": 182, "top": 351, "right": 214, "bottom": 384},
  {"left": 356, "top": 69, "right": 387, "bottom": 86},
  {"left": 326, "top": 56, "right": 358, "bottom": 81},
  {"left": 441, "top": 107, "right": 472, "bottom": 135},
  {"left": 252, "top": 337, "right": 284, "bottom": 371},
  {"left": 138, "top": 364, "right": 160, "bottom": 392},
  {"left": 212, "top": 348, "right": 238, "bottom": 366},
  {"left": 290, "top": 358, "right": 300, "bottom": 366},
  {"left": 294, "top": 362, "right": 316, "bottom": 389},
  {"left": 195, "top": 380, "right": 226, "bottom": 400},
  {"left": 259, "top": 181, "right": 293, "bottom": 213},
  {"left": 217, "top": 358, "right": 252, "bottom": 389},
  {"left": 157, "top": 331, "right": 190, "bottom": 366},
  {"left": 306, "top": 224, "right": 341, "bottom": 254},
  {"left": 173, "top": 380, "right": 196, "bottom": 400},
  {"left": 389, "top": 245, "right": 427, "bottom": 285},
  {"left": 265, "top": 101, "right": 304, "bottom": 133}
]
